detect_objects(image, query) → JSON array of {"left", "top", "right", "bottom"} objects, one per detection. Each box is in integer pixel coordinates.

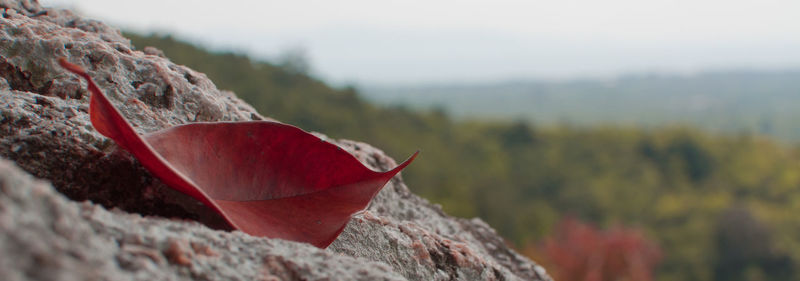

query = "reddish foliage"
[
  {"left": 59, "top": 58, "right": 417, "bottom": 248},
  {"left": 543, "top": 217, "right": 662, "bottom": 281}
]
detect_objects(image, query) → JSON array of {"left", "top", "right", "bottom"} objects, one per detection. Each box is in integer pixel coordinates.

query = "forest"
[
  {"left": 127, "top": 33, "right": 800, "bottom": 281},
  {"left": 364, "top": 71, "right": 800, "bottom": 141}
]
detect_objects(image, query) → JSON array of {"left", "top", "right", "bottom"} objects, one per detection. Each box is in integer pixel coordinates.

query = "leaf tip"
[
  {"left": 390, "top": 150, "right": 419, "bottom": 175},
  {"left": 58, "top": 57, "right": 87, "bottom": 76}
]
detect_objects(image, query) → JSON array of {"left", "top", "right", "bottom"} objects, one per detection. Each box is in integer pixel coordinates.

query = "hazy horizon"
[{"left": 42, "top": 0, "right": 800, "bottom": 85}]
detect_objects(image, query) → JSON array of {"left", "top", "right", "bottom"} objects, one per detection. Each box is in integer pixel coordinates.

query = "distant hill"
[
  {"left": 127, "top": 34, "right": 800, "bottom": 281},
  {"left": 362, "top": 71, "right": 800, "bottom": 141}
]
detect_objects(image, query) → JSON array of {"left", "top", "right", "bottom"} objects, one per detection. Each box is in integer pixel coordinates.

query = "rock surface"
[
  {"left": 0, "top": 1, "right": 553, "bottom": 280},
  {"left": 0, "top": 158, "right": 407, "bottom": 281}
]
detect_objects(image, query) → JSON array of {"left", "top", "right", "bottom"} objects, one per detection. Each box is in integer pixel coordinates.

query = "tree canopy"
[{"left": 127, "top": 33, "right": 800, "bottom": 281}]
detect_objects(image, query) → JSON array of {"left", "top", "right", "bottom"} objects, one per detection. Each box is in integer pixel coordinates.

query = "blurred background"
[{"left": 42, "top": 1, "right": 800, "bottom": 280}]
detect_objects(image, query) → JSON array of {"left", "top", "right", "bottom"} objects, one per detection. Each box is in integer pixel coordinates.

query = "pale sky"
[{"left": 40, "top": 0, "right": 800, "bottom": 84}]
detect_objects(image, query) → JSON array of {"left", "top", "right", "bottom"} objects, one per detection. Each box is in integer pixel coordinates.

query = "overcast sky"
[{"left": 40, "top": 0, "right": 800, "bottom": 84}]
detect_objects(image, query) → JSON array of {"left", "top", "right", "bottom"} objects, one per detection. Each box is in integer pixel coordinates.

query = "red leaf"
[{"left": 59, "top": 58, "right": 417, "bottom": 248}]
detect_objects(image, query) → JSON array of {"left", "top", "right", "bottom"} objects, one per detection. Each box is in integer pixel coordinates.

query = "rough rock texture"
[
  {"left": 0, "top": 1, "right": 553, "bottom": 280},
  {"left": 0, "top": 158, "right": 406, "bottom": 281}
]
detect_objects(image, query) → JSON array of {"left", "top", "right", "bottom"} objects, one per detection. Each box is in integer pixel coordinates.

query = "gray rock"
[
  {"left": 0, "top": 158, "right": 407, "bottom": 281},
  {"left": 0, "top": 1, "right": 553, "bottom": 280}
]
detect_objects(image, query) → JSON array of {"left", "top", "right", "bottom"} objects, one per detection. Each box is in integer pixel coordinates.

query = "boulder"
[{"left": 0, "top": 1, "right": 553, "bottom": 280}]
